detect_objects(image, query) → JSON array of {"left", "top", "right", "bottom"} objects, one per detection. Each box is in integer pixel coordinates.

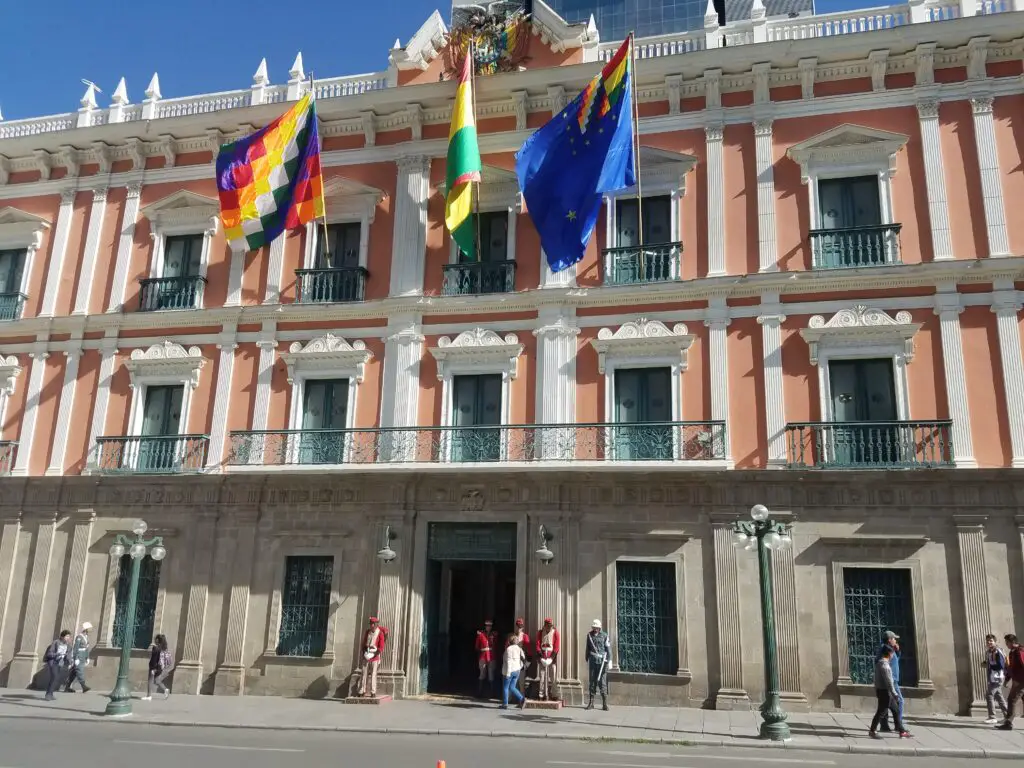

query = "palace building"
[{"left": 0, "top": 0, "right": 1022, "bottom": 714}]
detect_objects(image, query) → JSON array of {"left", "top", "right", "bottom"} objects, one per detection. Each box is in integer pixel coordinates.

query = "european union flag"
[{"left": 515, "top": 37, "right": 636, "bottom": 273}]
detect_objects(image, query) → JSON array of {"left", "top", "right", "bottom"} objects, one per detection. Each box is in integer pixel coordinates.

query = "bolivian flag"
[{"left": 444, "top": 52, "right": 482, "bottom": 258}]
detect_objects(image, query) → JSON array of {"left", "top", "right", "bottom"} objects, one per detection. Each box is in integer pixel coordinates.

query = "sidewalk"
[{"left": 0, "top": 690, "right": 1021, "bottom": 760}]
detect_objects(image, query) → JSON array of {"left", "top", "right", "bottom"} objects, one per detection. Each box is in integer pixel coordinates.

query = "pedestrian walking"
[
  {"left": 869, "top": 646, "right": 911, "bottom": 739},
  {"left": 996, "top": 633, "right": 1024, "bottom": 730},
  {"left": 585, "top": 619, "right": 610, "bottom": 711},
  {"left": 982, "top": 633, "right": 1009, "bottom": 724},
  {"left": 63, "top": 622, "right": 92, "bottom": 694},
  {"left": 511, "top": 617, "right": 530, "bottom": 697},
  {"left": 42, "top": 630, "right": 72, "bottom": 701},
  {"left": 535, "top": 618, "right": 560, "bottom": 701},
  {"left": 475, "top": 619, "right": 498, "bottom": 698},
  {"left": 874, "top": 630, "right": 902, "bottom": 731},
  {"left": 500, "top": 633, "right": 527, "bottom": 710},
  {"left": 143, "top": 634, "right": 173, "bottom": 700}
]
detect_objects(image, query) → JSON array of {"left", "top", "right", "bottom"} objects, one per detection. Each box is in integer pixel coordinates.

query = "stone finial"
[
  {"left": 145, "top": 72, "right": 162, "bottom": 101},
  {"left": 751, "top": 0, "right": 766, "bottom": 19},
  {"left": 287, "top": 53, "right": 306, "bottom": 101},
  {"left": 80, "top": 81, "right": 99, "bottom": 110},
  {"left": 253, "top": 58, "right": 269, "bottom": 86},
  {"left": 289, "top": 52, "right": 305, "bottom": 81},
  {"left": 392, "top": 38, "right": 402, "bottom": 50},
  {"left": 0, "top": 104, "right": 4, "bottom": 121},
  {"left": 704, "top": 0, "right": 720, "bottom": 26},
  {"left": 111, "top": 77, "right": 128, "bottom": 105}
]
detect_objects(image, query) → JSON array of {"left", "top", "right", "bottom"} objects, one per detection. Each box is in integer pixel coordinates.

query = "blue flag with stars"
[{"left": 515, "top": 37, "right": 636, "bottom": 273}]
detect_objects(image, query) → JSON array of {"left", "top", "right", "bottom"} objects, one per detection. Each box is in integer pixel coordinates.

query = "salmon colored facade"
[{"left": 0, "top": 1, "right": 1022, "bottom": 715}]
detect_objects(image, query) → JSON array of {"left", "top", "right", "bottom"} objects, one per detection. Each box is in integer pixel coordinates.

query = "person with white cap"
[
  {"left": 64, "top": 622, "right": 92, "bottom": 694},
  {"left": 585, "top": 619, "right": 611, "bottom": 711}
]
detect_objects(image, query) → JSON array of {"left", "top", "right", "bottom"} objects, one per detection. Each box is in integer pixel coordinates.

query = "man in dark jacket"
[
  {"left": 42, "top": 630, "right": 72, "bottom": 701},
  {"left": 996, "top": 634, "right": 1024, "bottom": 730},
  {"left": 874, "top": 630, "right": 902, "bottom": 731}
]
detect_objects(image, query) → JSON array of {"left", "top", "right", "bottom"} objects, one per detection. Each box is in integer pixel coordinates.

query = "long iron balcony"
[
  {"left": 94, "top": 435, "right": 209, "bottom": 474},
  {"left": 228, "top": 421, "right": 728, "bottom": 468},
  {"left": 603, "top": 242, "right": 681, "bottom": 285},
  {"left": 809, "top": 224, "right": 902, "bottom": 269},
  {"left": 0, "top": 293, "right": 27, "bottom": 321},
  {"left": 138, "top": 275, "right": 206, "bottom": 311},
  {"left": 785, "top": 420, "right": 953, "bottom": 469},
  {"left": 442, "top": 260, "right": 516, "bottom": 296},
  {"left": 295, "top": 266, "right": 368, "bottom": 303}
]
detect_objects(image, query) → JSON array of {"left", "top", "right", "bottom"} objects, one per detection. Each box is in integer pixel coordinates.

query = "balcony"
[
  {"left": 94, "top": 435, "right": 209, "bottom": 474},
  {"left": 227, "top": 421, "right": 727, "bottom": 468},
  {"left": 442, "top": 261, "right": 516, "bottom": 296},
  {"left": 0, "top": 293, "right": 26, "bottom": 321},
  {"left": 0, "top": 442, "right": 17, "bottom": 474},
  {"left": 603, "top": 243, "right": 681, "bottom": 286},
  {"left": 295, "top": 266, "right": 368, "bottom": 303},
  {"left": 138, "top": 276, "right": 206, "bottom": 311},
  {"left": 809, "top": 224, "right": 902, "bottom": 270},
  {"left": 785, "top": 420, "right": 953, "bottom": 469}
]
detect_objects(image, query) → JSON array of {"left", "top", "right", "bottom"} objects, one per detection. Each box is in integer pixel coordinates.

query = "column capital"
[
  {"left": 256, "top": 339, "right": 278, "bottom": 350},
  {"left": 126, "top": 181, "right": 143, "bottom": 199},
  {"left": 954, "top": 514, "right": 988, "bottom": 529},
  {"left": 757, "top": 313, "right": 786, "bottom": 327},
  {"left": 396, "top": 153, "right": 430, "bottom": 174},
  {"left": 59, "top": 188, "right": 77, "bottom": 205},
  {"left": 971, "top": 95, "right": 994, "bottom": 115},
  {"left": 916, "top": 99, "right": 940, "bottom": 119},
  {"left": 705, "top": 124, "right": 724, "bottom": 142},
  {"left": 934, "top": 291, "right": 964, "bottom": 316},
  {"left": 753, "top": 118, "right": 774, "bottom": 137},
  {"left": 991, "top": 291, "right": 1023, "bottom": 316}
]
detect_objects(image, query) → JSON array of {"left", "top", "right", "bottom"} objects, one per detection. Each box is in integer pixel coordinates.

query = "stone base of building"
[
  {"left": 713, "top": 689, "right": 753, "bottom": 710},
  {"left": 171, "top": 661, "right": 206, "bottom": 696},
  {"left": 212, "top": 664, "right": 246, "bottom": 696},
  {"left": 345, "top": 694, "right": 392, "bottom": 704},
  {"left": 8, "top": 654, "right": 41, "bottom": 690},
  {"left": 525, "top": 698, "right": 562, "bottom": 709}
]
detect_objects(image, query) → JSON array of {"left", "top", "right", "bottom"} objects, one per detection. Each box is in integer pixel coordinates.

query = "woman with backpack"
[{"left": 143, "top": 634, "right": 173, "bottom": 700}]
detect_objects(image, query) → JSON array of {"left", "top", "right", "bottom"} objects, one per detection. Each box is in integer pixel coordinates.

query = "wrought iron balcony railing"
[
  {"left": 809, "top": 224, "right": 902, "bottom": 269},
  {"left": 603, "top": 242, "right": 681, "bottom": 285},
  {"left": 0, "top": 293, "right": 27, "bottom": 321},
  {"left": 138, "top": 275, "right": 207, "bottom": 311},
  {"left": 295, "top": 266, "right": 368, "bottom": 303},
  {"left": 228, "top": 421, "right": 727, "bottom": 467},
  {"left": 785, "top": 420, "right": 953, "bottom": 469},
  {"left": 442, "top": 260, "right": 516, "bottom": 296},
  {"left": 0, "top": 442, "right": 17, "bottom": 474},
  {"left": 94, "top": 435, "right": 209, "bottom": 474}
]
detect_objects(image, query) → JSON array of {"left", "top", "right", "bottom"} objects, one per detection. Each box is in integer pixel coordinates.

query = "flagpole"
[
  {"left": 468, "top": 41, "right": 482, "bottom": 265},
  {"left": 308, "top": 71, "right": 332, "bottom": 268},
  {"left": 628, "top": 33, "right": 644, "bottom": 250}
]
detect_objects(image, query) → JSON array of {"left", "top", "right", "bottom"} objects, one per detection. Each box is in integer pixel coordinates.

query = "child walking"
[{"left": 143, "top": 634, "right": 173, "bottom": 700}]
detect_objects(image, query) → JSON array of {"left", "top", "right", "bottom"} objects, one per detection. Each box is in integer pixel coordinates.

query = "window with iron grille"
[
  {"left": 842, "top": 567, "right": 918, "bottom": 686},
  {"left": 277, "top": 555, "right": 334, "bottom": 657},
  {"left": 615, "top": 561, "right": 678, "bottom": 674},
  {"left": 112, "top": 554, "right": 161, "bottom": 649}
]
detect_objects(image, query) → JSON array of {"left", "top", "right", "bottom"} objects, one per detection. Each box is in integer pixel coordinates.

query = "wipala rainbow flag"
[
  {"left": 215, "top": 93, "right": 325, "bottom": 252},
  {"left": 444, "top": 51, "right": 482, "bottom": 258}
]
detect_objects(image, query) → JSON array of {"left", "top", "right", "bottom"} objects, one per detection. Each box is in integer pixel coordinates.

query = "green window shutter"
[
  {"left": 615, "top": 561, "right": 678, "bottom": 674},
  {"left": 451, "top": 374, "right": 502, "bottom": 462},
  {"left": 842, "top": 568, "right": 918, "bottom": 686},
  {"left": 300, "top": 379, "right": 349, "bottom": 464},
  {"left": 277, "top": 556, "right": 333, "bottom": 658},
  {"left": 112, "top": 554, "right": 161, "bottom": 650}
]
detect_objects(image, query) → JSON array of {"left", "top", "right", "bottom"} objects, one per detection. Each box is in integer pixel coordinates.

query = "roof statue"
[{"left": 445, "top": 1, "right": 533, "bottom": 77}]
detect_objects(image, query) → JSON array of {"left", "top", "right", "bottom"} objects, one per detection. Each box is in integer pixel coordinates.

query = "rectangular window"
[
  {"left": 817, "top": 176, "right": 881, "bottom": 230},
  {"left": 112, "top": 554, "right": 161, "bottom": 650},
  {"left": 299, "top": 378, "right": 349, "bottom": 464},
  {"left": 616, "top": 195, "right": 672, "bottom": 247},
  {"left": 451, "top": 373, "right": 502, "bottom": 462},
  {"left": 827, "top": 359, "right": 901, "bottom": 466},
  {"left": 277, "top": 555, "right": 334, "bottom": 658},
  {"left": 613, "top": 367, "right": 673, "bottom": 460},
  {"left": 615, "top": 561, "right": 678, "bottom": 674},
  {"left": 318, "top": 223, "right": 361, "bottom": 269},
  {"left": 162, "top": 235, "right": 203, "bottom": 278},
  {"left": 458, "top": 211, "right": 508, "bottom": 263},
  {"left": 136, "top": 385, "right": 184, "bottom": 472},
  {"left": 0, "top": 248, "right": 25, "bottom": 294},
  {"left": 842, "top": 567, "right": 918, "bottom": 686}
]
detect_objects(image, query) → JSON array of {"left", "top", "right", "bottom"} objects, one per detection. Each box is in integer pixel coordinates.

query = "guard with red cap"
[
  {"left": 475, "top": 619, "right": 499, "bottom": 697},
  {"left": 359, "top": 616, "right": 387, "bottom": 697},
  {"left": 535, "top": 617, "right": 561, "bottom": 701}
]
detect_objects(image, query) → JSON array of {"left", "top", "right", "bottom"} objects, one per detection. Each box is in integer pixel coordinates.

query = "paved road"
[{"left": 0, "top": 717, "right": 1010, "bottom": 768}]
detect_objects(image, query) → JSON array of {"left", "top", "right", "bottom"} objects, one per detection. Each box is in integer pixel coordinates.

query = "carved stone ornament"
[
  {"left": 0, "top": 207, "right": 50, "bottom": 251},
  {"left": 0, "top": 354, "right": 22, "bottom": 396},
  {"left": 800, "top": 305, "right": 920, "bottom": 366},
  {"left": 591, "top": 318, "right": 695, "bottom": 374},
  {"left": 279, "top": 334, "right": 372, "bottom": 384},
  {"left": 125, "top": 341, "right": 205, "bottom": 389},
  {"left": 429, "top": 328, "right": 524, "bottom": 381},
  {"left": 140, "top": 189, "right": 219, "bottom": 233},
  {"left": 786, "top": 124, "right": 908, "bottom": 184}
]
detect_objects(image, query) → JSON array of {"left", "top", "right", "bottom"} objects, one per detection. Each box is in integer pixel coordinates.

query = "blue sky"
[{"left": 2, "top": 0, "right": 868, "bottom": 121}]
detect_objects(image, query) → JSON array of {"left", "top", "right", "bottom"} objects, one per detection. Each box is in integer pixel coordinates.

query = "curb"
[{"left": 1, "top": 710, "right": 1018, "bottom": 760}]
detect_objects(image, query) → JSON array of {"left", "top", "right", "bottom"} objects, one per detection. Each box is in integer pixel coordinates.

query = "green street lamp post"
[
  {"left": 105, "top": 519, "right": 166, "bottom": 717},
  {"left": 732, "top": 504, "right": 792, "bottom": 742}
]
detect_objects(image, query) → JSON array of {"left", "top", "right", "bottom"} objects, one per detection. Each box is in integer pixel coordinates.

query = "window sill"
[
  {"left": 93, "top": 646, "right": 151, "bottom": 659},
  {"left": 836, "top": 679, "right": 935, "bottom": 697},
  {"left": 609, "top": 669, "right": 692, "bottom": 686},
  {"left": 262, "top": 652, "right": 335, "bottom": 665}
]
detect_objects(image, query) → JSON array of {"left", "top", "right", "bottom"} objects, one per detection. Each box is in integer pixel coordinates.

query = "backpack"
[{"left": 43, "top": 641, "right": 54, "bottom": 663}]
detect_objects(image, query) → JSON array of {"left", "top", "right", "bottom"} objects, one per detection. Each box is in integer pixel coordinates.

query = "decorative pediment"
[
  {"left": 140, "top": 190, "right": 220, "bottom": 234},
  {"left": 0, "top": 354, "right": 22, "bottom": 395},
  {"left": 125, "top": 341, "right": 206, "bottom": 388},
  {"left": 531, "top": 0, "right": 599, "bottom": 54},
  {"left": 322, "top": 177, "right": 386, "bottom": 222},
  {"left": 389, "top": 10, "right": 449, "bottom": 71},
  {"left": 438, "top": 165, "right": 521, "bottom": 210},
  {"left": 279, "top": 334, "right": 373, "bottom": 383},
  {"left": 608, "top": 147, "right": 698, "bottom": 196},
  {"left": 0, "top": 206, "right": 50, "bottom": 250},
  {"left": 591, "top": 318, "right": 695, "bottom": 373},
  {"left": 786, "top": 124, "right": 909, "bottom": 183},
  {"left": 800, "top": 305, "right": 920, "bottom": 365},
  {"left": 429, "top": 328, "right": 524, "bottom": 380}
]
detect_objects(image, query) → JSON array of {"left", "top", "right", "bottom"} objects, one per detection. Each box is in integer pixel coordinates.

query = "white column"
[
  {"left": 706, "top": 124, "right": 726, "bottom": 277},
  {"left": 71, "top": 188, "right": 108, "bottom": 315},
  {"left": 12, "top": 349, "right": 49, "bottom": 476},
  {"left": 263, "top": 235, "right": 287, "bottom": 304},
  {"left": 992, "top": 286, "right": 1024, "bottom": 467},
  {"left": 224, "top": 251, "right": 245, "bottom": 307},
  {"left": 970, "top": 96, "right": 1010, "bottom": 258},
  {"left": 540, "top": 257, "right": 577, "bottom": 288},
  {"left": 754, "top": 120, "right": 778, "bottom": 273},
  {"left": 935, "top": 289, "right": 976, "bottom": 467},
  {"left": 705, "top": 297, "right": 732, "bottom": 462},
  {"left": 44, "top": 349, "right": 82, "bottom": 475},
  {"left": 86, "top": 340, "right": 118, "bottom": 468},
  {"left": 379, "top": 313, "right": 423, "bottom": 431},
  {"left": 389, "top": 155, "right": 431, "bottom": 297},
  {"left": 534, "top": 307, "right": 579, "bottom": 460},
  {"left": 251, "top": 340, "right": 277, "bottom": 433},
  {"left": 205, "top": 333, "right": 238, "bottom": 468},
  {"left": 758, "top": 297, "right": 787, "bottom": 468},
  {"left": 916, "top": 101, "right": 954, "bottom": 260},
  {"left": 39, "top": 190, "right": 76, "bottom": 317},
  {"left": 107, "top": 183, "right": 143, "bottom": 312}
]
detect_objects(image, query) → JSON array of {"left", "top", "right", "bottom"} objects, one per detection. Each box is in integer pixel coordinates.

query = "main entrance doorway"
[{"left": 421, "top": 523, "right": 518, "bottom": 695}]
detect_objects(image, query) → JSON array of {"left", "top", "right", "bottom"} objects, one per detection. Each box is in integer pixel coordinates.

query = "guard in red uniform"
[
  {"left": 359, "top": 616, "right": 387, "bottom": 697},
  {"left": 475, "top": 619, "right": 499, "bottom": 697},
  {"left": 536, "top": 618, "right": 561, "bottom": 701}
]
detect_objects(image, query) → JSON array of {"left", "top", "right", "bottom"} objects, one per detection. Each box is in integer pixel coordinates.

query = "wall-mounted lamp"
[
  {"left": 377, "top": 525, "right": 397, "bottom": 564},
  {"left": 536, "top": 524, "right": 554, "bottom": 565}
]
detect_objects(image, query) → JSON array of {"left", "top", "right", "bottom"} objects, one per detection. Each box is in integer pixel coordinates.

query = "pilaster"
[
  {"left": 45, "top": 349, "right": 82, "bottom": 476},
  {"left": 58, "top": 511, "right": 95, "bottom": 632},
  {"left": 0, "top": 513, "right": 22, "bottom": 671},
  {"left": 262, "top": 234, "right": 287, "bottom": 304},
  {"left": 758, "top": 298, "right": 787, "bottom": 468},
  {"left": 39, "top": 189, "right": 76, "bottom": 318},
  {"left": 8, "top": 513, "right": 58, "bottom": 686},
  {"left": 71, "top": 187, "right": 108, "bottom": 315},
  {"left": 205, "top": 331, "right": 238, "bottom": 469},
  {"left": 934, "top": 289, "right": 976, "bottom": 467},
  {"left": 12, "top": 349, "right": 50, "bottom": 477},
  {"left": 213, "top": 511, "right": 258, "bottom": 695},
  {"left": 770, "top": 535, "right": 806, "bottom": 705},
  {"left": 173, "top": 512, "right": 219, "bottom": 694},
  {"left": 389, "top": 155, "right": 431, "bottom": 297},
  {"left": 107, "top": 183, "right": 143, "bottom": 312},
  {"left": 376, "top": 518, "right": 408, "bottom": 697},
  {"left": 251, "top": 336, "right": 277, "bottom": 434},
  {"left": 991, "top": 288, "right": 1024, "bottom": 467},
  {"left": 916, "top": 100, "right": 953, "bottom": 260},
  {"left": 705, "top": 124, "right": 726, "bottom": 277},
  {"left": 224, "top": 251, "right": 245, "bottom": 307},
  {"left": 954, "top": 515, "right": 993, "bottom": 715},
  {"left": 754, "top": 120, "right": 778, "bottom": 273},
  {"left": 711, "top": 517, "right": 749, "bottom": 708},
  {"left": 379, "top": 315, "right": 423, "bottom": 460},
  {"left": 970, "top": 95, "right": 1010, "bottom": 258},
  {"left": 85, "top": 339, "right": 118, "bottom": 469},
  {"left": 705, "top": 297, "right": 732, "bottom": 463},
  {"left": 534, "top": 307, "right": 579, "bottom": 459},
  {"left": 540, "top": 257, "right": 577, "bottom": 288}
]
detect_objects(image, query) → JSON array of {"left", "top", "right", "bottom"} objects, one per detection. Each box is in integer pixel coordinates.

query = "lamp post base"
[
  {"left": 759, "top": 698, "right": 791, "bottom": 741},
  {"left": 105, "top": 682, "right": 134, "bottom": 717},
  {"left": 758, "top": 720, "right": 791, "bottom": 741}
]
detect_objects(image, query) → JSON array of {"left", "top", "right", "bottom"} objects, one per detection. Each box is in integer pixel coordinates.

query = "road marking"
[
  {"left": 550, "top": 762, "right": 689, "bottom": 768},
  {"left": 602, "top": 752, "right": 835, "bottom": 765},
  {"left": 115, "top": 740, "right": 303, "bottom": 753}
]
